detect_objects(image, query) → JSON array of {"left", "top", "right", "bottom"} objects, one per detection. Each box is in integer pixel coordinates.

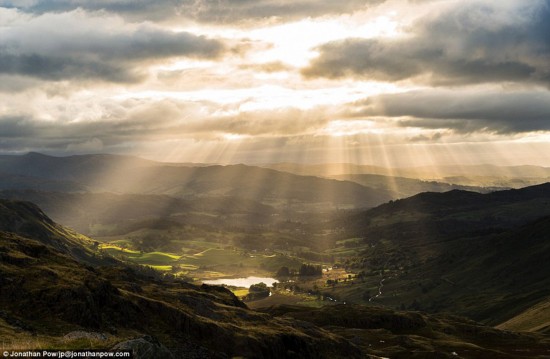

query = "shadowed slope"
[
  {"left": 332, "top": 183, "right": 550, "bottom": 325},
  {"left": 0, "top": 199, "right": 362, "bottom": 358}
]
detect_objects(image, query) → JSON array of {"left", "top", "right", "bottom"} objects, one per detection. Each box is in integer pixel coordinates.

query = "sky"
[{"left": 1, "top": 0, "right": 550, "bottom": 167}]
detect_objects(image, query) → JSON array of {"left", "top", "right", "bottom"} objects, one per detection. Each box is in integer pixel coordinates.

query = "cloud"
[
  {"left": 238, "top": 61, "right": 294, "bottom": 73},
  {"left": 0, "top": 98, "right": 334, "bottom": 154},
  {"left": 66, "top": 138, "right": 104, "bottom": 152},
  {"left": 408, "top": 132, "right": 443, "bottom": 143},
  {"left": 0, "top": 53, "right": 139, "bottom": 83},
  {"left": 1, "top": 0, "right": 386, "bottom": 24},
  {"left": 351, "top": 89, "right": 550, "bottom": 134},
  {"left": 0, "top": 75, "right": 40, "bottom": 93},
  {"left": 0, "top": 9, "right": 225, "bottom": 83},
  {"left": 303, "top": 0, "right": 550, "bottom": 86},
  {"left": 188, "top": 107, "right": 333, "bottom": 136}
]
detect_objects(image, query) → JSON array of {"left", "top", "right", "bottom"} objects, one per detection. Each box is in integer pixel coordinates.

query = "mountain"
[
  {"left": 329, "top": 183, "right": 550, "bottom": 325},
  {"left": 343, "top": 182, "right": 550, "bottom": 239},
  {"left": 2, "top": 198, "right": 549, "bottom": 357},
  {"left": 260, "top": 163, "right": 393, "bottom": 177},
  {"left": 0, "top": 153, "right": 392, "bottom": 209},
  {"left": 0, "top": 173, "right": 87, "bottom": 192},
  {"left": 261, "top": 162, "right": 550, "bottom": 178},
  {"left": 0, "top": 190, "right": 277, "bottom": 235},
  {"left": 262, "top": 304, "right": 550, "bottom": 359},
  {"left": 260, "top": 162, "right": 550, "bottom": 188},
  {"left": 331, "top": 173, "right": 497, "bottom": 199},
  {"left": 0, "top": 199, "right": 107, "bottom": 265},
  {"left": 0, "top": 152, "right": 158, "bottom": 181}
]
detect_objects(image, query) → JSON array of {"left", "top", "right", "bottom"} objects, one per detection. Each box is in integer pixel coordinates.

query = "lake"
[{"left": 202, "top": 276, "right": 278, "bottom": 288}]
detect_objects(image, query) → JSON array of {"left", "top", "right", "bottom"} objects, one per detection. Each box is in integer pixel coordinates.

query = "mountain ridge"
[
  {"left": 0, "top": 152, "right": 394, "bottom": 209},
  {"left": 327, "top": 182, "right": 550, "bottom": 327}
]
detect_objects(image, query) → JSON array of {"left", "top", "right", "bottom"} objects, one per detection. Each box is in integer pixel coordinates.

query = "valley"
[{"left": 1, "top": 153, "right": 550, "bottom": 357}]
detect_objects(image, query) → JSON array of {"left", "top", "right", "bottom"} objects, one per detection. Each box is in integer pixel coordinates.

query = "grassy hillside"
[
  {"left": 321, "top": 184, "right": 550, "bottom": 326},
  {"left": 0, "top": 190, "right": 276, "bottom": 235},
  {"left": 497, "top": 299, "right": 550, "bottom": 333},
  {"left": 342, "top": 183, "right": 550, "bottom": 241},
  {"left": 0, "top": 199, "right": 362, "bottom": 358},
  {"left": 2, "top": 199, "right": 549, "bottom": 357},
  {"left": 262, "top": 305, "right": 550, "bottom": 358},
  {"left": 0, "top": 199, "right": 107, "bottom": 265},
  {"left": 0, "top": 230, "right": 365, "bottom": 358}
]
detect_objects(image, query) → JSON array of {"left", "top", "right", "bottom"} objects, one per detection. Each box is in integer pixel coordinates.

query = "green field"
[{"left": 98, "top": 242, "right": 308, "bottom": 281}]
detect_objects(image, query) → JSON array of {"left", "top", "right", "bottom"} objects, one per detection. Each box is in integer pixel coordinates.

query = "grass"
[
  {"left": 99, "top": 244, "right": 181, "bottom": 265},
  {"left": 183, "top": 248, "right": 244, "bottom": 266},
  {"left": 232, "top": 289, "right": 249, "bottom": 298},
  {"left": 108, "top": 238, "right": 134, "bottom": 247},
  {"left": 98, "top": 243, "right": 302, "bottom": 281},
  {"left": 149, "top": 265, "right": 173, "bottom": 271},
  {"left": 247, "top": 292, "right": 311, "bottom": 309},
  {"left": 132, "top": 251, "right": 181, "bottom": 262},
  {"left": 295, "top": 300, "right": 326, "bottom": 308},
  {"left": 99, "top": 244, "right": 140, "bottom": 254},
  {"left": 496, "top": 298, "right": 550, "bottom": 332},
  {"left": 0, "top": 325, "right": 121, "bottom": 351}
]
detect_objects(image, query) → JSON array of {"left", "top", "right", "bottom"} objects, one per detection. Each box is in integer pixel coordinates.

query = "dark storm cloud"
[
  {"left": 0, "top": 111, "right": 177, "bottom": 152},
  {"left": 304, "top": 0, "right": 550, "bottom": 86},
  {"left": 353, "top": 90, "right": 550, "bottom": 134},
  {"left": 0, "top": 53, "right": 139, "bottom": 82},
  {"left": 0, "top": 0, "right": 386, "bottom": 24},
  {"left": 0, "top": 12, "right": 225, "bottom": 83},
  {"left": 0, "top": 116, "right": 39, "bottom": 138}
]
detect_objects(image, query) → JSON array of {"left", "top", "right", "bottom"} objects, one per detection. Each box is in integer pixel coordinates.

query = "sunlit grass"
[
  {"left": 185, "top": 248, "right": 243, "bottom": 266},
  {"left": 99, "top": 244, "right": 140, "bottom": 254},
  {"left": 128, "top": 252, "right": 181, "bottom": 265},
  {"left": 149, "top": 265, "right": 173, "bottom": 271},
  {"left": 99, "top": 244, "right": 183, "bottom": 267},
  {"left": 232, "top": 289, "right": 249, "bottom": 297}
]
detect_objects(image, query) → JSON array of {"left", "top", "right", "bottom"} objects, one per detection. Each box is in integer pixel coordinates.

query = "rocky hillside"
[
  {"left": 1, "top": 198, "right": 549, "bottom": 358},
  {"left": 0, "top": 199, "right": 360, "bottom": 358}
]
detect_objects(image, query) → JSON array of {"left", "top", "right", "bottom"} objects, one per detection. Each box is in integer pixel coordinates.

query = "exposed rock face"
[{"left": 111, "top": 336, "right": 174, "bottom": 359}]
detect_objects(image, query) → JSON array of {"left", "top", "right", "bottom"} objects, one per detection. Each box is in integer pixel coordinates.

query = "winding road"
[{"left": 369, "top": 278, "right": 385, "bottom": 302}]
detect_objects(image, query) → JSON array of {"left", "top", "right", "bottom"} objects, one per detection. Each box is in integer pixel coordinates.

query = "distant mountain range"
[
  {"left": 261, "top": 162, "right": 550, "bottom": 188},
  {"left": 0, "top": 153, "right": 392, "bottom": 209},
  {"left": 1, "top": 152, "right": 531, "bottom": 214},
  {"left": 331, "top": 173, "right": 499, "bottom": 199},
  {"left": 261, "top": 161, "right": 550, "bottom": 178}
]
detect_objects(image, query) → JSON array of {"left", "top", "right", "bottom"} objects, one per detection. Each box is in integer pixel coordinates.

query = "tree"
[
  {"left": 246, "top": 282, "right": 270, "bottom": 301},
  {"left": 298, "top": 264, "right": 322, "bottom": 277},
  {"left": 275, "top": 266, "right": 290, "bottom": 278},
  {"left": 249, "top": 282, "right": 268, "bottom": 293}
]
